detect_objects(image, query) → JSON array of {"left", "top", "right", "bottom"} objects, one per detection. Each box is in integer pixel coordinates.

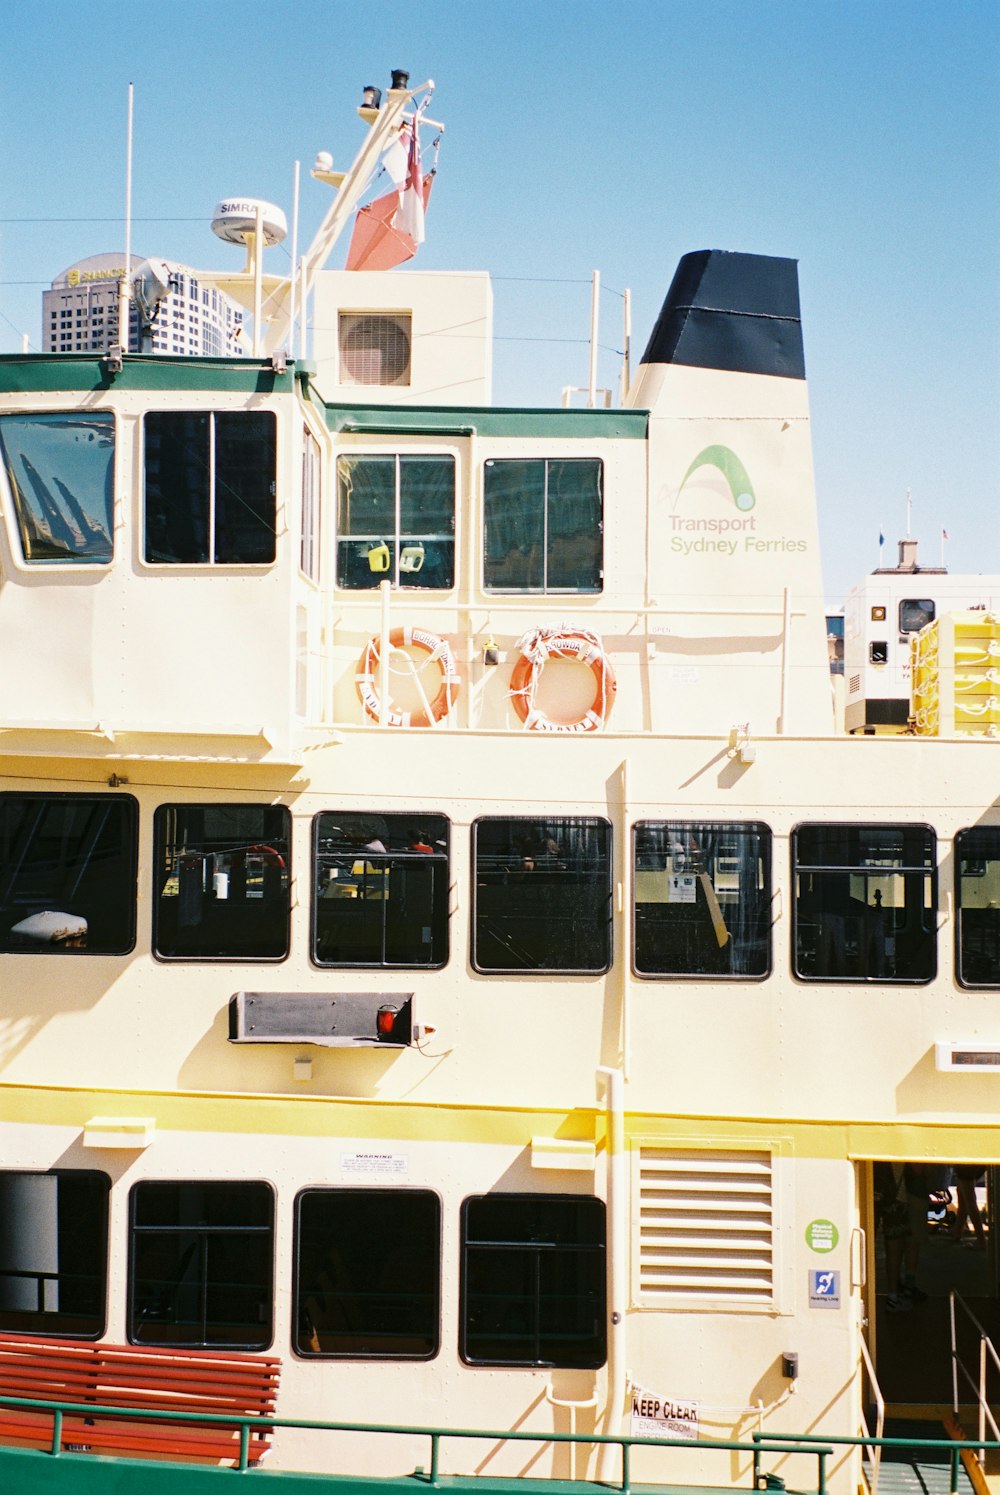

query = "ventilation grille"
[
  {"left": 339, "top": 313, "right": 411, "bottom": 386},
  {"left": 848, "top": 672, "right": 862, "bottom": 695},
  {"left": 637, "top": 1147, "right": 774, "bottom": 1306}
]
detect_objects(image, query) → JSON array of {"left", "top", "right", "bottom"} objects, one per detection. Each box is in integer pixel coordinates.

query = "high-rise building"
[{"left": 43, "top": 253, "right": 244, "bottom": 356}]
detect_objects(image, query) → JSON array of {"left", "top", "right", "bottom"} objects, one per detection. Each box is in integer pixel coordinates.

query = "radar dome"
[{"left": 211, "top": 198, "right": 287, "bottom": 247}]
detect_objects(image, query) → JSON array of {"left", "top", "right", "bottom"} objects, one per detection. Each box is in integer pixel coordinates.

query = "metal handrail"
[
  {"left": 950, "top": 1288, "right": 1000, "bottom": 1458},
  {"left": 753, "top": 1431, "right": 1000, "bottom": 1495},
  {"left": 858, "top": 1330, "right": 886, "bottom": 1495}
]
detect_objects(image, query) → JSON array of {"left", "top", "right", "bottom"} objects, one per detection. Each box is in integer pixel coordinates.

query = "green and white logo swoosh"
[{"left": 678, "top": 445, "right": 756, "bottom": 511}]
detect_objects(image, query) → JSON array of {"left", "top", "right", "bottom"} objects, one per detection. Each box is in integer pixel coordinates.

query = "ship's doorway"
[{"left": 865, "top": 1161, "right": 1000, "bottom": 1409}]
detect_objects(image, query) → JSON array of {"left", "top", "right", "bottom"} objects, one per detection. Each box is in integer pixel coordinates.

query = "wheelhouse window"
[
  {"left": 472, "top": 816, "right": 612, "bottom": 973},
  {"left": 336, "top": 454, "right": 455, "bottom": 589},
  {"left": 313, "top": 812, "right": 449, "bottom": 968},
  {"left": 144, "top": 410, "right": 276, "bottom": 564},
  {"left": 634, "top": 821, "right": 772, "bottom": 978},
  {"left": 0, "top": 793, "right": 137, "bottom": 954},
  {"left": 294, "top": 1189, "right": 440, "bottom": 1359},
  {"left": 460, "top": 1194, "right": 606, "bottom": 1368},
  {"left": 0, "top": 412, "right": 114, "bottom": 563},
  {"left": 153, "top": 804, "right": 290, "bottom": 960},
  {"left": 129, "top": 1181, "right": 273, "bottom": 1349},
  {"left": 792, "top": 823, "right": 936, "bottom": 982},
  {"left": 899, "top": 598, "right": 935, "bottom": 634},
  {"left": 483, "top": 458, "right": 602, "bottom": 593},
  {"left": 0, "top": 1171, "right": 109, "bottom": 1337},
  {"left": 956, "top": 826, "right": 1000, "bottom": 988}
]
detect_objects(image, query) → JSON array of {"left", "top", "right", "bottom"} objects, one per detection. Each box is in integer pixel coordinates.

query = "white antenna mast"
[{"left": 115, "top": 83, "right": 134, "bottom": 359}]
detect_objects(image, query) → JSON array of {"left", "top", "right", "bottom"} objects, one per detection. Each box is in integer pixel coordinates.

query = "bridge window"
[
  {"left": 460, "top": 1194, "right": 606, "bottom": 1368},
  {"left": 336, "top": 455, "right": 454, "bottom": 590},
  {"left": 899, "top": 598, "right": 935, "bottom": 634},
  {"left": 792, "top": 823, "right": 936, "bottom": 982},
  {"left": 472, "top": 816, "right": 612, "bottom": 973},
  {"left": 313, "top": 812, "right": 449, "bottom": 968},
  {"left": 0, "top": 793, "right": 137, "bottom": 954},
  {"left": 0, "top": 1171, "right": 109, "bottom": 1337},
  {"left": 153, "top": 804, "right": 290, "bottom": 960},
  {"left": 483, "top": 458, "right": 603, "bottom": 593},
  {"left": 128, "top": 1181, "right": 274, "bottom": 1350},
  {"left": 955, "top": 827, "right": 1000, "bottom": 988},
  {"left": 634, "top": 821, "right": 772, "bottom": 978},
  {"left": 294, "top": 1189, "right": 440, "bottom": 1359},
  {"left": 0, "top": 412, "right": 114, "bottom": 563},
  {"left": 144, "top": 410, "right": 276, "bottom": 564}
]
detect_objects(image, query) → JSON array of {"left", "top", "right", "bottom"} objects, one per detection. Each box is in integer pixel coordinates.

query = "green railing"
[{"left": 752, "top": 1430, "right": 1000, "bottom": 1495}]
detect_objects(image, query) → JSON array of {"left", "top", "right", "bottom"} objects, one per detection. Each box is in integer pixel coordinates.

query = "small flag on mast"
[{"left": 396, "top": 119, "right": 425, "bottom": 244}]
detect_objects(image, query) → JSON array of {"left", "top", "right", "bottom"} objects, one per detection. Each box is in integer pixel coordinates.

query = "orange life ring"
[
  {"left": 356, "top": 626, "right": 461, "bottom": 728},
  {"left": 509, "top": 627, "right": 616, "bottom": 732}
]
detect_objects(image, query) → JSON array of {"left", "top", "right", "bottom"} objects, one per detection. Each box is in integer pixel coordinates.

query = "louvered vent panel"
[
  {"left": 637, "top": 1147, "right": 774, "bottom": 1305},
  {"left": 849, "top": 673, "right": 862, "bottom": 696},
  {"left": 339, "top": 313, "right": 412, "bottom": 387}
]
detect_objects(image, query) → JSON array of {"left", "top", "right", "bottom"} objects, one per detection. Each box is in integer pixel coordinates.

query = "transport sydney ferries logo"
[{"left": 669, "top": 444, "right": 805, "bottom": 557}]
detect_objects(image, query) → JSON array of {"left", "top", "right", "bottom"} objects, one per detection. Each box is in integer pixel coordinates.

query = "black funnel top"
[{"left": 640, "top": 250, "right": 805, "bottom": 379}]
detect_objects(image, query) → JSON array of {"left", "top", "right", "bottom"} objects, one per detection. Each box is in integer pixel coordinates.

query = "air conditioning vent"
[
  {"left": 339, "top": 313, "right": 411, "bottom": 386},
  {"left": 849, "top": 673, "right": 861, "bottom": 695},
  {"left": 636, "top": 1146, "right": 774, "bottom": 1306}
]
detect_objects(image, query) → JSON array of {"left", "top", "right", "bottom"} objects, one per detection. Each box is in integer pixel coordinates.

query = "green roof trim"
[
  {"left": 0, "top": 355, "right": 297, "bottom": 396},
  {"left": 322, "top": 402, "right": 648, "bottom": 439}
]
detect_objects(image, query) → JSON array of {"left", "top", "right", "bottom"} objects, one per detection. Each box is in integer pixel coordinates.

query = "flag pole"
[{"left": 878, "top": 529, "right": 885, "bottom": 567}]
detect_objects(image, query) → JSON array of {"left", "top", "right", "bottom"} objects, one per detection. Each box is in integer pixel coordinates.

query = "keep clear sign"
[{"left": 630, "top": 1385, "right": 700, "bottom": 1442}]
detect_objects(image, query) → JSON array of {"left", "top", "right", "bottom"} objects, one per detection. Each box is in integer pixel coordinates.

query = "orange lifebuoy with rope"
[
  {"left": 508, "top": 626, "right": 616, "bottom": 732},
  {"left": 356, "top": 626, "right": 461, "bottom": 728}
]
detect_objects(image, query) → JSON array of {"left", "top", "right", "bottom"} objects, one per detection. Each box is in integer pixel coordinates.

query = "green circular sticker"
[{"left": 805, "top": 1218, "right": 839, "bottom": 1253}]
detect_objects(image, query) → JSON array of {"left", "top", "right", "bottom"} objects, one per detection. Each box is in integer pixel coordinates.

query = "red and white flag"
[{"left": 395, "top": 120, "right": 425, "bottom": 244}]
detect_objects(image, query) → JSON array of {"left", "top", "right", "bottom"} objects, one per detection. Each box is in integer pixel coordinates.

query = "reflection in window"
[
  {"left": 956, "top": 827, "right": 1000, "bottom": 988},
  {"left": 144, "top": 411, "right": 276, "bottom": 564},
  {"left": 153, "top": 804, "right": 290, "bottom": 960},
  {"left": 899, "top": 599, "right": 935, "bottom": 634},
  {"left": 473, "top": 816, "right": 612, "bottom": 972},
  {"left": 295, "top": 1190, "right": 440, "bottom": 1359},
  {"left": 0, "top": 1171, "right": 109, "bottom": 1337},
  {"left": 129, "top": 1181, "right": 273, "bottom": 1349},
  {"left": 336, "top": 455, "right": 455, "bottom": 590},
  {"left": 484, "top": 458, "right": 602, "bottom": 593},
  {"left": 634, "top": 821, "right": 772, "bottom": 978},
  {"left": 792, "top": 824, "right": 936, "bottom": 982},
  {"left": 0, "top": 794, "right": 137, "bottom": 954},
  {"left": 313, "top": 812, "right": 448, "bottom": 968},
  {"left": 461, "top": 1194, "right": 605, "bottom": 1368},
  {"left": 0, "top": 413, "right": 114, "bottom": 562}
]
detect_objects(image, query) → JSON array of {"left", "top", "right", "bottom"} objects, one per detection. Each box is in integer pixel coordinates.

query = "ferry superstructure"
[{"left": 0, "top": 75, "right": 999, "bottom": 1493}]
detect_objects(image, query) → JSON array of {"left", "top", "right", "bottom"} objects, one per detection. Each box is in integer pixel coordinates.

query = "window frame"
[
  {"left": 0, "top": 1169, "right": 110, "bottom": 1339},
  {"left": 293, "top": 1187, "right": 442, "bottom": 1361},
  {"left": 955, "top": 825, "right": 1000, "bottom": 990},
  {"left": 335, "top": 451, "right": 457, "bottom": 592},
  {"left": 482, "top": 456, "right": 604, "bottom": 596}
]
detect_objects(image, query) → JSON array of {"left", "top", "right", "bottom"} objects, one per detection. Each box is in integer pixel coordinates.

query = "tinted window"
[
  {"left": 461, "top": 1194, "right": 605, "bottom": 1367},
  {"left": 0, "top": 412, "right": 114, "bottom": 563},
  {"left": 634, "top": 821, "right": 772, "bottom": 978},
  {"left": 473, "top": 816, "right": 612, "bottom": 972},
  {"left": 313, "top": 812, "right": 449, "bottom": 968},
  {"left": 337, "top": 455, "right": 454, "bottom": 589},
  {"left": 144, "top": 411, "right": 276, "bottom": 564},
  {"left": 899, "top": 599, "right": 935, "bottom": 634},
  {"left": 0, "top": 794, "right": 137, "bottom": 954},
  {"left": 484, "top": 458, "right": 602, "bottom": 593},
  {"left": 0, "top": 1171, "right": 109, "bottom": 1337},
  {"left": 955, "top": 826, "right": 1000, "bottom": 988},
  {"left": 295, "top": 1190, "right": 440, "bottom": 1359},
  {"left": 153, "top": 804, "right": 290, "bottom": 960},
  {"left": 793, "top": 823, "right": 936, "bottom": 982},
  {"left": 129, "top": 1181, "right": 273, "bottom": 1348}
]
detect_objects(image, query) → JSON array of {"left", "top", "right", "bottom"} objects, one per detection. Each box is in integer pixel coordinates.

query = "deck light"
[
  {"left": 390, "top": 70, "right": 409, "bottom": 91},
  {"left": 376, "top": 1004, "right": 399, "bottom": 1040},
  {"left": 362, "top": 86, "right": 381, "bottom": 110}
]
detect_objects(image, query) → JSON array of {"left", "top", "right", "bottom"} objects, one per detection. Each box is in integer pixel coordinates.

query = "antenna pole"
[
  {"left": 620, "top": 287, "right": 632, "bottom": 403},
  {"left": 588, "top": 270, "right": 600, "bottom": 409},
  {"left": 117, "top": 82, "right": 134, "bottom": 354},
  {"left": 906, "top": 486, "right": 912, "bottom": 538},
  {"left": 252, "top": 203, "right": 264, "bottom": 356},
  {"left": 289, "top": 160, "right": 300, "bottom": 359}
]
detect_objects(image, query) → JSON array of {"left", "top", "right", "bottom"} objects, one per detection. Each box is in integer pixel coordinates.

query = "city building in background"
[{"left": 43, "top": 253, "right": 244, "bottom": 356}]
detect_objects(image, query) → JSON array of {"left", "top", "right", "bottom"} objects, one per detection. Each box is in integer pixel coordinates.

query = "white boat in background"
[{"left": 0, "top": 71, "right": 998, "bottom": 1495}]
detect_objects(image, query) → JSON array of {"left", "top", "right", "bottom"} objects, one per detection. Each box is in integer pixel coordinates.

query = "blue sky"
[{"left": 1, "top": 0, "right": 997, "bottom": 603}]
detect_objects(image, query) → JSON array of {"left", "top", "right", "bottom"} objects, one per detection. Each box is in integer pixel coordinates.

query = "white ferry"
[{"left": 0, "top": 73, "right": 998, "bottom": 1495}]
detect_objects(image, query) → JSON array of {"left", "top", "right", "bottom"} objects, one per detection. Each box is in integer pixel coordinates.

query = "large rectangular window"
[
  {"left": 0, "top": 1171, "right": 109, "bottom": 1337},
  {"left": 313, "top": 813, "right": 449, "bottom": 967},
  {"left": 336, "top": 455, "right": 455, "bottom": 590},
  {"left": 153, "top": 804, "right": 290, "bottom": 960},
  {"left": 129, "top": 1181, "right": 273, "bottom": 1349},
  {"left": 634, "top": 821, "right": 772, "bottom": 978},
  {"left": 792, "top": 823, "right": 936, "bottom": 982},
  {"left": 461, "top": 1194, "right": 606, "bottom": 1368},
  {"left": 956, "top": 826, "right": 1000, "bottom": 988},
  {"left": 0, "top": 412, "right": 114, "bottom": 563},
  {"left": 483, "top": 458, "right": 602, "bottom": 593},
  {"left": 144, "top": 411, "right": 276, "bottom": 564},
  {"left": 0, "top": 793, "right": 137, "bottom": 954},
  {"left": 294, "top": 1189, "right": 440, "bottom": 1359},
  {"left": 473, "top": 816, "right": 612, "bottom": 973}
]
